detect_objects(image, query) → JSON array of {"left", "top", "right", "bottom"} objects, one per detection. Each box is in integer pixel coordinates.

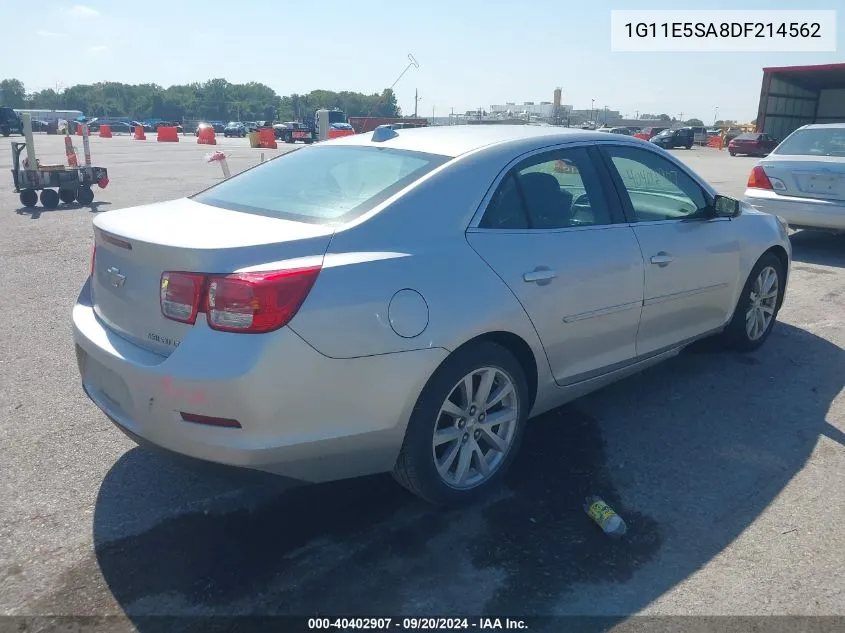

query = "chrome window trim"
[{"left": 468, "top": 139, "right": 719, "bottom": 231}]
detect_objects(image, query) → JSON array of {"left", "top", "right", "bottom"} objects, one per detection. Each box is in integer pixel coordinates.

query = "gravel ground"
[{"left": 0, "top": 136, "right": 842, "bottom": 632}]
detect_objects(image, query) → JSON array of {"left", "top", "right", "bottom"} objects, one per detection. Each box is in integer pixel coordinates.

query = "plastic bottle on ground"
[{"left": 584, "top": 496, "right": 627, "bottom": 538}]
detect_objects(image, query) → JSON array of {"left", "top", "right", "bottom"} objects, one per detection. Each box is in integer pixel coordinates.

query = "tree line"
[{"left": 0, "top": 78, "right": 401, "bottom": 122}]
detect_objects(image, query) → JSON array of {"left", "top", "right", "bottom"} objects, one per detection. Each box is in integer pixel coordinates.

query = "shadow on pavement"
[
  {"left": 789, "top": 230, "right": 845, "bottom": 268},
  {"left": 34, "top": 322, "right": 841, "bottom": 632},
  {"left": 15, "top": 200, "right": 112, "bottom": 219}
]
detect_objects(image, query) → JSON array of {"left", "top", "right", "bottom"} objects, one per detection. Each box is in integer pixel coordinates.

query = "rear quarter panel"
[
  {"left": 288, "top": 147, "right": 549, "bottom": 364},
  {"left": 728, "top": 206, "right": 792, "bottom": 312}
]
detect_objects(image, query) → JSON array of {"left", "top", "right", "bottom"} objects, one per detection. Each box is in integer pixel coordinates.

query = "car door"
[
  {"left": 598, "top": 144, "right": 741, "bottom": 357},
  {"left": 466, "top": 145, "right": 645, "bottom": 386},
  {"left": 762, "top": 134, "right": 777, "bottom": 153}
]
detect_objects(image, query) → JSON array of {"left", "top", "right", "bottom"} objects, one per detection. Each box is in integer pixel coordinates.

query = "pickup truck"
[
  {"left": 274, "top": 121, "right": 315, "bottom": 144},
  {"left": 0, "top": 107, "right": 23, "bottom": 136}
]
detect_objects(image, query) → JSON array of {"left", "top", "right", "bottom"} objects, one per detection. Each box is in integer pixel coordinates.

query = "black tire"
[
  {"left": 392, "top": 341, "right": 529, "bottom": 506},
  {"left": 729, "top": 151, "right": 736, "bottom": 156},
  {"left": 76, "top": 186, "right": 95, "bottom": 205},
  {"left": 19, "top": 189, "right": 37, "bottom": 207},
  {"left": 685, "top": 143, "right": 693, "bottom": 149},
  {"left": 40, "top": 189, "right": 60, "bottom": 209},
  {"left": 59, "top": 189, "right": 76, "bottom": 204},
  {"left": 721, "top": 252, "right": 785, "bottom": 352}
]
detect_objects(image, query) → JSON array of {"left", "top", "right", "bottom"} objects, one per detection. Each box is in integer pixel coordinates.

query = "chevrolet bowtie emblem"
[{"left": 106, "top": 266, "right": 126, "bottom": 288}]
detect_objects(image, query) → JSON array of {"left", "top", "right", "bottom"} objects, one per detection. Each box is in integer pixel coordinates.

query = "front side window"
[
  {"left": 193, "top": 145, "right": 449, "bottom": 224},
  {"left": 480, "top": 147, "right": 613, "bottom": 230},
  {"left": 603, "top": 146, "right": 709, "bottom": 222}
]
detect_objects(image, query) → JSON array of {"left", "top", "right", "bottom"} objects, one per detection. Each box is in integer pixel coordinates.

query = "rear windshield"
[
  {"left": 192, "top": 145, "right": 450, "bottom": 224},
  {"left": 774, "top": 128, "right": 845, "bottom": 157},
  {"left": 735, "top": 133, "right": 760, "bottom": 141}
]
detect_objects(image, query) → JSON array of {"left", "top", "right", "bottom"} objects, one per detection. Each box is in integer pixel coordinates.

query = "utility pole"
[
  {"left": 635, "top": 109, "right": 639, "bottom": 119},
  {"left": 414, "top": 89, "right": 420, "bottom": 118}
]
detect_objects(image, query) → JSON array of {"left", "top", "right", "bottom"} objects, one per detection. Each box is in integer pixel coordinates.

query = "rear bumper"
[
  {"left": 743, "top": 189, "right": 845, "bottom": 232},
  {"left": 72, "top": 279, "right": 448, "bottom": 482}
]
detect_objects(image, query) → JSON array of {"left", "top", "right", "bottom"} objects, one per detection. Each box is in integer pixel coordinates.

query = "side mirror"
[{"left": 712, "top": 194, "right": 741, "bottom": 218}]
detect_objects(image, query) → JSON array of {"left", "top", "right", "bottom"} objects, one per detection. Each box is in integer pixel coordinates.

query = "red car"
[{"left": 729, "top": 132, "right": 779, "bottom": 157}]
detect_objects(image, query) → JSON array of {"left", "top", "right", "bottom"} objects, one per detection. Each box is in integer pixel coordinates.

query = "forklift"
[{"left": 10, "top": 113, "right": 108, "bottom": 208}]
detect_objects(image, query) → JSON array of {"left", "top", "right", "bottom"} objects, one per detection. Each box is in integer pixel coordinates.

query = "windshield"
[
  {"left": 192, "top": 145, "right": 450, "bottom": 224},
  {"left": 774, "top": 128, "right": 845, "bottom": 157},
  {"left": 328, "top": 111, "right": 346, "bottom": 124}
]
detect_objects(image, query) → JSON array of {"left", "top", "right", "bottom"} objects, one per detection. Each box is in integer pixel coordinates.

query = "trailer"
[
  {"left": 10, "top": 114, "right": 108, "bottom": 209},
  {"left": 756, "top": 63, "right": 845, "bottom": 139}
]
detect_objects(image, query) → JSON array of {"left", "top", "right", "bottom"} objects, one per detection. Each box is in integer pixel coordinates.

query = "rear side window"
[
  {"left": 193, "top": 145, "right": 450, "bottom": 224},
  {"left": 774, "top": 128, "right": 845, "bottom": 157}
]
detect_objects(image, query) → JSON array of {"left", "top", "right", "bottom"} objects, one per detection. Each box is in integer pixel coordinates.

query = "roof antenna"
[{"left": 359, "top": 54, "right": 419, "bottom": 133}]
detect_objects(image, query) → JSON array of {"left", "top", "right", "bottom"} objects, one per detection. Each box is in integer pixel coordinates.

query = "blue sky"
[{"left": 1, "top": 0, "right": 842, "bottom": 122}]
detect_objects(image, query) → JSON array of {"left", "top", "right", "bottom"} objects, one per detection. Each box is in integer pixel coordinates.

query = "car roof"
[
  {"left": 324, "top": 124, "right": 625, "bottom": 158},
  {"left": 799, "top": 123, "right": 845, "bottom": 130}
]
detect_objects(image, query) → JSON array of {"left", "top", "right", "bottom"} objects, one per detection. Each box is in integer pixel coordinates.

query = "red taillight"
[
  {"left": 206, "top": 266, "right": 321, "bottom": 333},
  {"left": 159, "top": 266, "right": 321, "bottom": 333},
  {"left": 747, "top": 165, "right": 773, "bottom": 190},
  {"left": 160, "top": 272, "right": 206, "bottom": 324}
]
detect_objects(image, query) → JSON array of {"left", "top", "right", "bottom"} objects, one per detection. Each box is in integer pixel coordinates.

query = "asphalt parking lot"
[{"left": 0, "top": 134, "right": 843, "bottom": 631}]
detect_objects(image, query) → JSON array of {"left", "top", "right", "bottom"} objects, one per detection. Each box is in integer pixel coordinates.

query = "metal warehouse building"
[{"left": 756, "top": 63, "right": 845, "bottom": 140}]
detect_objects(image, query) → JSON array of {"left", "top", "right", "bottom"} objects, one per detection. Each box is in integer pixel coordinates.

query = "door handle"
[
  {"left": 650, "top": 252, "right": 673, "bottom": 267},
  {"left": 523, "top": 267, "right": 558, "bottom": 284}
]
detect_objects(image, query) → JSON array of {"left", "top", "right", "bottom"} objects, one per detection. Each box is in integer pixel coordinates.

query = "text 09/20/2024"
[{"left": 610, "top": 10, "right": 837, "bottom": 52}]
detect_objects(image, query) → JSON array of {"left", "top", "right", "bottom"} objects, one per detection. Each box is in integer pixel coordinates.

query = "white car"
[{"left": 743, "top": 123, "right": 845, "bottom": 232}]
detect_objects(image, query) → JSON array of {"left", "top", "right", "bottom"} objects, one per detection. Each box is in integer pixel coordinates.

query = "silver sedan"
[
  {"left": 73, "top": 125, "right": 792, "bottom": 505},
  {"left": 743, "top": 123, "right": 845, "bottom": 232}
]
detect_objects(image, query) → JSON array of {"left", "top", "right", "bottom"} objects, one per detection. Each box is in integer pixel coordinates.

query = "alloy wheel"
[
  {"left": 746, "top": 265, "right": 779, "bottom": 341},
  {"left": 431, "top": 367, "right": 519, "bottom": 490}
]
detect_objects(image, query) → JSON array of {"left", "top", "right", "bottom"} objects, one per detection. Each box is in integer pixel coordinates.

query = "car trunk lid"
[
  {"left": 761, "top": 156, "right": 845, "bottom": 201},
  {"left": 91, "top": 198, "right": 334, "bottom": 356}
]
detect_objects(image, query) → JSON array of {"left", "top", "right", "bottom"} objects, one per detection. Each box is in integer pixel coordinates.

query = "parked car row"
[{"left": 86, "top": 120, "right": 184, "bottom": 134}]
